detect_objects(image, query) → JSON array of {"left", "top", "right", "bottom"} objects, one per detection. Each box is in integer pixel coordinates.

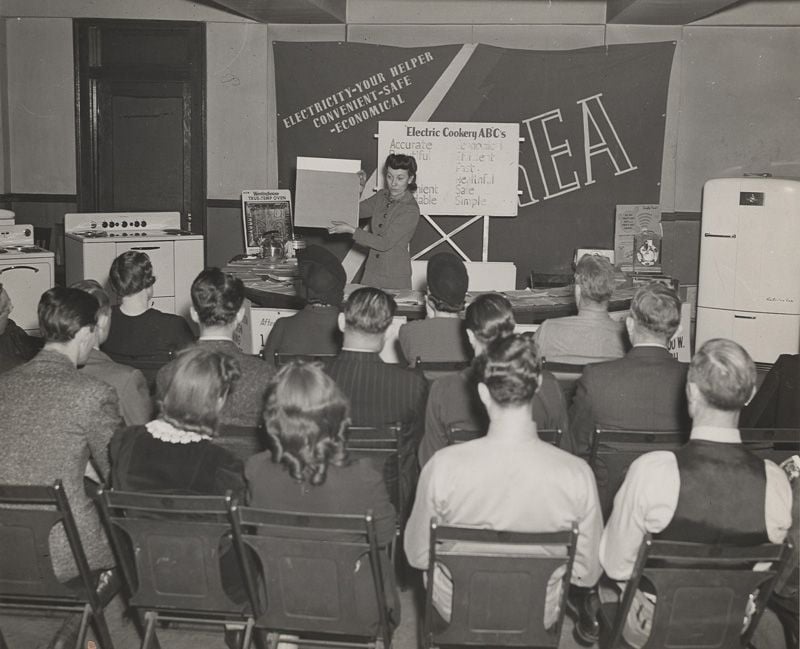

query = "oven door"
[
  {"left": 0, "top": 261, "right": 53, "bottom": 331},
  {"left": 115, "top": 241, "right": 175, "bottom": 297}
]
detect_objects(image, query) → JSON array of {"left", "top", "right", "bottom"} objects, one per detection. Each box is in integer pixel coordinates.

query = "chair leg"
[
  {"left": 74, "top": 604, "right": 92, "bottom": 649},
  {"left": 91, "top": 609, "right": 115, "bottom": 649},
  {"left": 241, "top": 618, "right": 255, "bottom": 649},
  {"left": 141, "top": 611, "right": 158, "bottom": 649},
  {"left": 0, "top": 627, "right": 9, "bottom": 649}
]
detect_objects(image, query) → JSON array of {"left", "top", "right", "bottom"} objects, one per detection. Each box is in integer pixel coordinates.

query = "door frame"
[{"left": 74, "top": 19, "right": 206, "bottom": 234}]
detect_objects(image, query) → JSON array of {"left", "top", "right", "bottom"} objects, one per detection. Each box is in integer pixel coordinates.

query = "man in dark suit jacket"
[
  {"left": 157, "top": 269, "right": 274, "bottom": 455},
  {"left": 568, "top": 282, "right": 690, "bottom": 457},
  {"left": 326, "top": 287, "right": 428, "bottom": 518}
]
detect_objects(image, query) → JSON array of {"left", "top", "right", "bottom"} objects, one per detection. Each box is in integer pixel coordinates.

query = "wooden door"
[{"left": 76, "top": 20, "right": 205, "bottom": 233}]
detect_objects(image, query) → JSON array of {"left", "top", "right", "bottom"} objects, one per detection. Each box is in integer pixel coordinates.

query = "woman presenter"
[{"left": 329, "top": 153, "right": 420, "bottom": 289}]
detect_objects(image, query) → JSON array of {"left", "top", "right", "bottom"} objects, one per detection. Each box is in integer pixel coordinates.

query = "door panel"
[{"left": 98, "top": 81, "right": 188, "bottom": 213}]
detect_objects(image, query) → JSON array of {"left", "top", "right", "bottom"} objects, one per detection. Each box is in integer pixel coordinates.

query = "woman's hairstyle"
[
  {"left": 263, "top": 361, "right": 350, "bottom": 486},
  {"left": 109, "top": 250, "right": 156, "bottom": 297},
  {"left": 38, "top": 286, "right": 99, "bottom": 343},
  {"left": 384, "top": 153, "right": 417, "bottom": 192},
  {"left": 157, "top": 347, "right": 241, "bottom": 436},
  {"left": 473, "top": 333, "right": 543, "bottom": 407},
  {"left": 464, "top": 292, "right": 516, "bottom": 345},
  {"left": 191, "top": 268, "right": 245, "bottom": 326}
]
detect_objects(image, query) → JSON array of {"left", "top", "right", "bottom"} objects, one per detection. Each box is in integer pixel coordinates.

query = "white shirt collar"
[
  {"left": 146, "top": 419, "right": 211, "bottom": 444},
  {"left": 633, "top": 342, "right": 669, "bottom": 350},
  {"left": 199, "top": 335, "right": 234, "bottom": 342}
]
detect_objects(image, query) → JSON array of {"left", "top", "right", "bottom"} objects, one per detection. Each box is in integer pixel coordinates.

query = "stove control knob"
[
  {"left": 141, "top": 220, "right": 147, "bottom": 228},
  {"left": 24, "top": 228, "right": 31, "bottom": 237},
  {"left": 102, "top": 221, "right": 108, "bottom": 228},
  {"left": 122, "top": 221, "right": 128, "bottom": 228},
  {"left": 134, "top": 220, "right": 140, "bottom": 227}
]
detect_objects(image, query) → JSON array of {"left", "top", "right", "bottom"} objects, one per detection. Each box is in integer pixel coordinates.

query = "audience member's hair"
[
  {"left": 631, "top": 282, "right": 681, "bottom": 338},
  {"left": 427, "top": 252, "right": 468, "bottom": 313},
  {"left": 343, "top": 287, "right": 396, "bottom": 334},
  {"left": 474, "top": 333, "right": 543, "bottom": 407},
  {"left": 465, "top": 292, "right": 516, "bottom": 345},
  {"left": 109, "top": 250, "right": 156, "bottom": 297},
  {"left": 575, "top": 254, "right": 616, "bottom": 303},
  {"left": 263, "top": 361, "right": 350, "bottom": 486},
  {"left": 38, "top": 286, "right": 99, "bottom": 343},
  {"left": 70, "top": 279, "right": 111, "bottom": 316},
  {"left": 688, "top": 338, "right": 756, "bottom": 412},
  {"left": 157, "top": 347, "right": 241, "bottom": 436},
  {"left": 191, "top": 268, "right": 245, "bottom": 326},
  {"left": 384, "top": 153, "right": 418, "bottom": 192}
]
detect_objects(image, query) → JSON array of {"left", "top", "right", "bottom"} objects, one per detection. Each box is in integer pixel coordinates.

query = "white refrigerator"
[{"left": 696, "top": 177, "right": 800, "bottom": 364}]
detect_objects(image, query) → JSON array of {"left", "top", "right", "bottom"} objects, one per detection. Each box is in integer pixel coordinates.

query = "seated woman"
[
  {"left": 245, "top": 361, "right": 399, "bottom": 624},
  {"left": 418, "top": 292, "right": 569, "bottom": 466},
  {"left": 110, "top": 346, "right": 245, "bottom": 498},
  {"left": 101, "top": 250, "right": 194, "bottom": 388}
]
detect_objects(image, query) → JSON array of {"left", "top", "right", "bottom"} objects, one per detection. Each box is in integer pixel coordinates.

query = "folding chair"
[
  {"left": 94, "top": 489, "right": 253, "bottom": 649},
  {"left": 414, "top": 358, "right": 470, "bottom": 381},
  {"left": 589, "top": 429, "right": 686, "bottom": 519},
  {"left": 347, "top": 424, "right": 403, "bottom": 518},
  {"left": 446, "top": 424, "right": 563, "bottom": 448},
  {"left": 740, "top": 428, "right": 800, "bottom": 465},
  {"left": 599, "top": 535, "right": 792, "bottom": 649},
  {"left": 423, "top": 520, "right": 579, "bottom": 649},
  {"left": 542, "top": 361, "right": 586, "bottom": 406},
  {"left": 229, "top": 505, "right": 394, "bottom": 649},
  {"left": 0, "top": 480, "right": 115, "bottom": 649},
  {"left": 272, "top": 352, "right": 336, "bottom": 368}
]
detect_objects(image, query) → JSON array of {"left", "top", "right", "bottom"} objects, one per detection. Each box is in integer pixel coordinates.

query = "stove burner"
[
  {"left": 0, "top": 248, "right": 7, "bottom": 254},
  {"left": 163, "top": 229, "right": 194, "bottom": 236}
]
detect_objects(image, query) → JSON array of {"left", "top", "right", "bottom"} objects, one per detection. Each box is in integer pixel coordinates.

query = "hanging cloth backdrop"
[{"left": 274, "top": 41, "right": 676, "bottom": 286}]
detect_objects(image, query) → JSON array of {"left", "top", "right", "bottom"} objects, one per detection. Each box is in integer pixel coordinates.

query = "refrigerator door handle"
[
  {"left": 734, "top": 314, "right": 757, "bottom": 319},
  {"left": 703, "top": 233, "right": 737, "bottom": 238}
]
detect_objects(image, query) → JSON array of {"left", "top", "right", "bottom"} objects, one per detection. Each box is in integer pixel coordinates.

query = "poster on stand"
[{"left": 241, "top": 190, "right": 293, "bottom": 255}]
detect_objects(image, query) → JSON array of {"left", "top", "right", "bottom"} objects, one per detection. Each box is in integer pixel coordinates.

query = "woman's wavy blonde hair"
[{"left": 263, "top": 360, "right": 350, "bottom": 486}]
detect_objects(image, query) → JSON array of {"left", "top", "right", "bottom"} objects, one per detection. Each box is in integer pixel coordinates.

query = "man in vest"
[{"left": 599, "top": 338, "right": 792, "bottom": 648}]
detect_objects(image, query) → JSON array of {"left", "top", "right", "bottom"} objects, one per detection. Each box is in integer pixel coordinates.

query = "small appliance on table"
[
  {"left": 64, "top": 212, "right": 204, "bottom": 319},
  {"left": 0, "top": 224, "right": 55, "bottom": 333}
]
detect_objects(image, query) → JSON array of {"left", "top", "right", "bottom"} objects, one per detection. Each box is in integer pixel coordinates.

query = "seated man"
[
  {"left": 398, "top": 252, "right": 470, "bottom": 365},
  {"left": 73, "top": 279, "right": 153, "bottom": 425},
  {"left": 600, "top": 338, "right": 793, "bottom": 649},
  {"left": 740, "top": 353, "right": 799, "bottom": 427},
  {"left": 405, "top": 334, "right": 603, "bottom": 645},
  {"left": 0, "top": 281, "right": 43, "bottom": 373},
  {"left": 0, "top": 287, "right": 123, "bottom": 647},
  {"left": 158, "top": 268, "right": 274, "bottom": 439},
  {"left": 101, "top": 250, "right": 195, "bottom": 388},
  {"left": 567, "top": 282, "right": 690, "bottom": 457},
  {"left": 261, "top": 244, "right": 346, "bottom": 365},
  {"left": 420, "top": 292, "right": 568, "bottom": 467},
  {"left": 326, "top": 287, "right": 428, "bottom": 516},
  {"left": 535, "top": 254, "right": 627, "bottom": 364}
]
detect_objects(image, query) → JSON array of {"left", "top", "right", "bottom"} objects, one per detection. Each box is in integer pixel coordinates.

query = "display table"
[
  {"left": 223, "top": 256, "right": 636, "bottom": 355},
  {"left": 237, "top": 280, "right": 635, "bottom": 324}
]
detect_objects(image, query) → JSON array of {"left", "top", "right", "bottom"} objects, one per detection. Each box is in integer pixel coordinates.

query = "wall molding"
[
  {"left": 207, "top": 198, "right": 240, "bottom": 208},
  {"left": 0, "top": 193, "right": 77, "bottom": 203}
]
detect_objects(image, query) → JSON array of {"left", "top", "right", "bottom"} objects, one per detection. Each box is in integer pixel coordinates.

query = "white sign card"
[
  {"left": 667, "top": 303, "right": 692, "bottom": 363},
  {"left": 294, "top": 157, "right": 362, "bottom": 229},
  {"left": 377, "top": 121, "right": 520, "bottom": 216},
  {"left": 241, "top": 190, "right": 293, "bottom": 256}
]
